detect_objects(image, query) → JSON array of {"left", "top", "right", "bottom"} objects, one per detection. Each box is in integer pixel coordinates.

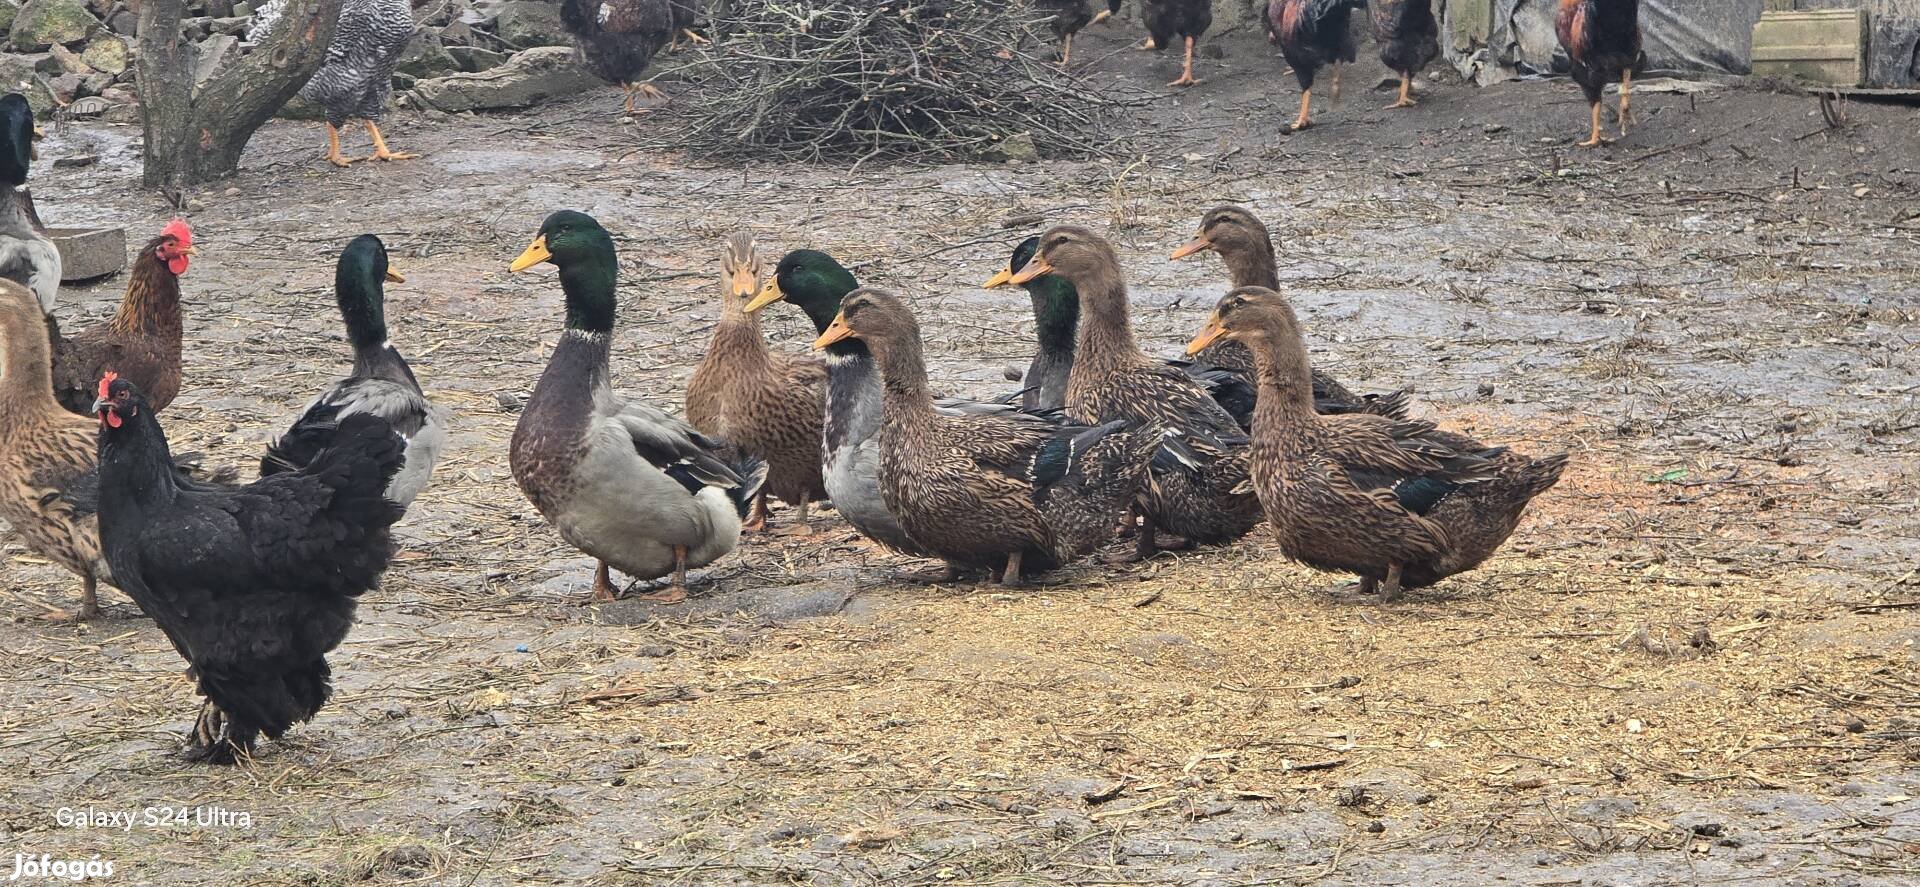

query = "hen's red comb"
[
  {"left": 97, "top": 371, "right": 118, "bottom": 400},
  {"left": 161, "top": 218, "right": 192, "bottom": 247}
]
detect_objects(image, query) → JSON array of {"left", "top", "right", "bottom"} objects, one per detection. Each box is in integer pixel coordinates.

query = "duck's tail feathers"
[
  {"left": 1518, "top": 453, "right": 1570, "bottom": 499},
  {"left": 728, "top": 456, "right": 769, "bottom": 520}
]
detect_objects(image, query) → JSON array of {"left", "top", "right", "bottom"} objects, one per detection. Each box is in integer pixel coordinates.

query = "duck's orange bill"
[
  {"left": 728, "top": 265, "right": 758, "bottom": 299},
  {"left": 981, "top": 266, "right": 1015, "bottom": 289},
  {"left": 1169, "top": 237, "right": 1212, "bottom": 260},
  {"left": 744, "top": 280, "right": 784, "bottom": 313},
  {"left": 385, "top": 267, "right": 406, "bottom": 284},
  {"left": 509, "top": 236, "right": 550, "bottom": 272},
  {"left": 1185, "top": 313, "right": 1226, "bottom": 356},
  {"left": 812, "top": 314, "right": 855, "bottom": 350},
  {"left": 1007, "top": 256, "right": 1053, "bottom": 286}
]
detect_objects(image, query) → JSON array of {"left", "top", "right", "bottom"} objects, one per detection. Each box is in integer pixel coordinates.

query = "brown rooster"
[
  {"left": 1270, "top": 0, "right": 1367, "bottom": 131},
  {"left": 48, "top": 219, "right": 193, "bottom": 416},
  {"left": 1373, "top": 0, "right": 1439, "bottom": 109},
  {"left": 1556, "top": 0, "right": 1642, "bottom": 147}
]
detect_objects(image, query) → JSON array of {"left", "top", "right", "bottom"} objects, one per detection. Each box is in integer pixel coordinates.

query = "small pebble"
[{"left": 515, "top": 644, "right": 529, "bottom": 653}]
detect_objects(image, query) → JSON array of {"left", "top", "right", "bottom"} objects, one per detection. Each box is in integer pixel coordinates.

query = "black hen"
[
  {"left": 1036, "top": 1, "right": 1096, "bottom": 65},
  {"left": 1556, "top": 0, "right": 1642, "bottom": 146},
  {"left": 1373, "top": 0, "right": 1438, "bottom": 109},
  {"left": 92, "top": 375, "right": 404, "bottom": 764},
  {"left": 1269, "top": 0, "right": 1365, "bottom": 131},
  {"left": 1142, "top": 0, "right": 1212, "bottom": 87},
  {"left": 559, "top": 0, "right": 694, "bottom": 114}
]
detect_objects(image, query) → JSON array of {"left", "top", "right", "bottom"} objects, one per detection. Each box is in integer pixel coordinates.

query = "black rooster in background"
[
  {"left": 92, "top": 374, "right": 405, "bottom": 764},
  {"left": 1373, "top": 0, "right": 1439, "bottom": 109},
  {"left": 1270, "top": 0, "right": 1366, "bottom": 131},
  {"left": 560, "top": 0, "right": 700, "bottom": 114},
  {"left": 1556, "top": 0, "right": 1643, "bottom": 146},
  {"left": 1142, "top": 0, "right": 1213, "bottom": 87}
]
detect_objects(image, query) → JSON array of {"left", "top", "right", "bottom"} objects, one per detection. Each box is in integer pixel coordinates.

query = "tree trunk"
[{"left": 137, "top": 0, "right": 345, "bottom": 191}]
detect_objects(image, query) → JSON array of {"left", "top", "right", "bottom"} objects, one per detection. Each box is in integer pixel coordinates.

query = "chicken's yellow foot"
[
  {"left": 324, "top": 123, "right": 353, "bottom": 167},
  {"left": 361, "top": 120, "right": 417, "bottom": 162}
]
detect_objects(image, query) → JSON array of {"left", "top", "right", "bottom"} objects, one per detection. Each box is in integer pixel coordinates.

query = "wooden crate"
[{"left": 1752, "top": 8, "right": 1870, "bottom": 87}]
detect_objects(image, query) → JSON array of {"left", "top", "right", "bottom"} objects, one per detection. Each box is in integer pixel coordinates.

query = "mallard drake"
[
  {"left": 1189, "top": 287, "right": 1568, "bottom": 600},
  {"left": 508, "top": 211, "right": 766, "bottom": 603},
  {"left": 685, "top": 233, "right": 827, "bottom": 534},
  {"left": 986, "top": 235, "right": 1254, "bottom": 422},
  {"left": 746, "top": 248, "right": 1048, "bottom": 558},
  {"left": 1010, "top": 225, "right": 1260, "bottom": 557},
  {"left": 813, "top": 288, "right": 1158, "bottom": 583},
  {"left": 0, "top": 94, "right": 57, "bottom": 314},
  {"left": 1170, "top": 205, "right": 1411, "bottom": 419},
  {"left": 261, "top": 234, "right": 445, "bottom": 510}
]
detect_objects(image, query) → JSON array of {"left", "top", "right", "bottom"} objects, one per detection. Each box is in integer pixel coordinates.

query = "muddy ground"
[{"left": 3, "top": 19, "right": 1918, "bottom": 887}]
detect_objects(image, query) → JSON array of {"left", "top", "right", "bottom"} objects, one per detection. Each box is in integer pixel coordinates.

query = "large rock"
[
  {"left": 79, "top": 32, "right": 125, "bottom": 74},
  {"left": 447, "top": 45, "right": 508, "bottom": 73},
  {"left": 192, "top": 34, "right": 238, "bottom": 90},
  {"left": 490, "top": 0, "right": 571, "bottom": 48},
  {"left": 9, "top": 0, "right": 102, "bottom": 51},
  {"left": 396, "top": 31, "right": 461, "bottom": 79},
  {"left": 409, "top": 46, "right": 601, "bottom": 113},
  {"left": 0, "top": 1, "right": 21, "bottom": 36},
  {"left": 0, "top": 54, "right": 54, "bottom": 113}
]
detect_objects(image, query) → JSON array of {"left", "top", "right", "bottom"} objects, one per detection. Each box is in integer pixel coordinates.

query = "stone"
[
  {"left": 192, "top": 34, "right": 239, "bottom": 91},
  {"left": 447, "top": 45, "right": 508, "bottom": 73},
  {"left": 46, "top": 41, "right": 88, "bottom": 73},
  {"left": 47, "top": 70, "right": 81, "bottom": 103},
  {"left": 9, "top": 0, "right": 101, "bottom": 51},
  {"left": 409, "top": 46, "right": 602, "bottom": 113},
  {"left": 106, "top": 8, "right": 132, "bottom": 35},
  {"left": 985, "top": 131, "right": 1038, "bottom": 163},
  {"left": 78, "top": 70, "right": 110, "bottom": 96},
  {"left": 396, "top": 31, "right": 461, "bottom": 79},
  {"left": 209, "top": 15, "right": 250, "bottom": 36},
  {"left": 79, "top": 33, "right": 125, "bottom": 74},
  {"left": 0, "top": 54, "right": 55, "bottom": 113},
  {"left": 489, "top": 1, "right": 571, "bottom": 48},
  {"left": 0, "top": 0, "right": 20, "bottom": 35}
]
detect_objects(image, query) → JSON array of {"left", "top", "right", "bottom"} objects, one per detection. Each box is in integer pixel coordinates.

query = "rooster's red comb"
[
  {"left": 97, "top": 371, "right": 118, "bottom": 400},
  {"left": 161, "top": 218, "right": 192, "bottom": 247}
]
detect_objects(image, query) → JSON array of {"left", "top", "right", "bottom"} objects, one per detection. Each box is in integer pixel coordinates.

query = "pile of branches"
[{"left": 655, "top": 0, "right": 1126, "bottom": 163}]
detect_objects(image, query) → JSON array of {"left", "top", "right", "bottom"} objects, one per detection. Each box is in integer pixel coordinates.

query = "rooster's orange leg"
[
  {"left": 323, "top": 123, "right": 353, "bottom": 168},
  {"left": 1289, "top": 88, "right": 1313, "bottom": 131},
  {"left": 1061, "top": 33, "right": 1074, "bottom": 67},
  {"left": 363, "top": 120, "right": 417, "bottom": 162},
  {"left": 1167, "top": 36, "right": 1199, "bottom": 87},
  {"left": 1092, "top": 8, "right": 1112, "bottom": 25},
  {"left": 638, "top": 546, "right": 689, "bottom": 603},
  {"left": 1387, "top": 73, "right": 1418, "bottom": 109},
  {"left": 1618, "top": 69, "right": 1633, "bottom": 135},
  {"left": 637, "top": 83, "right": 667, "bottom": 101},
  {"left": 681, "top": 28, "right": 708, "bottom": 46},
  {"left": 1578, "top": 101, "right": 1606, "bottom": 147}
]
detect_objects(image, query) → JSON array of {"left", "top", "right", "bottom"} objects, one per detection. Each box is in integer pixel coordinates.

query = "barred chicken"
[{"left": 251, "top": 0, "right": 418, "bottom": 167}]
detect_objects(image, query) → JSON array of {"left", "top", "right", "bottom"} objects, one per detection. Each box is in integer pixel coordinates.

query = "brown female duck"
[
  {"left": 813, "top": 288, "right": 1158, "bottom": 584},
  {"left": 686, "top": 233, "right": 828, "bottom": 533},
  {"left": 1171, "top": 204, "right": 1409, "bottom": 419},
  {"left": 1188, "top": 287, "right": 1567, "bottom": 600},
  {"left": 1009, "top": 225, "right": 1260, "bottom": 557}
]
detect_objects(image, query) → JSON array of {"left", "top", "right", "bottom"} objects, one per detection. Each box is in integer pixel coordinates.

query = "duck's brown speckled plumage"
[
  {"left": 1194, "top": 287, "right": 1567, "bottom": 600},
  {"left": 1015, "top": 226, "right": 1260, "bottom": 551},
  {"left": 686, "top": 234, "right": 828, "bottom": 528},
  {"left": 825, "top": 289, "right": 1155, "bottom": 583},
  {"left": 1173, "top": 205, "right": 1412, "bottom": 420},
  {"left": 0, "top": 280, "right": 111, "bottom": 618}
]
